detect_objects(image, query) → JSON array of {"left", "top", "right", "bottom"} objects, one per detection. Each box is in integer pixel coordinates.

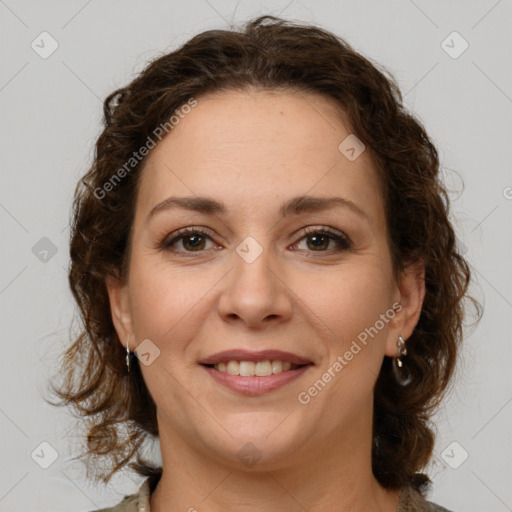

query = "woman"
[{"left": 50, "top": 15, "right": 480, "bottom": 512}]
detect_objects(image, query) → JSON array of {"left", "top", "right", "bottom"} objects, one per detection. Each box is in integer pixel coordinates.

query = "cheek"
[
  {"left": 127, "top": 255, "right": 224, "bottom": 345},
  {"left": 294, "top": 261, "right": 394, "bottom": 362},
  {"left": 301, "top": 262, "right": 392, "bottom": 324},
  {"left": 294, "top": 268, "right": 393, "bottom": 415}
]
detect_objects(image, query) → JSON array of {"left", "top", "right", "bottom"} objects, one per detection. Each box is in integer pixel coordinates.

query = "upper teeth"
[{"left": 214, "top": 360, "right": 295, "bottom": 376}]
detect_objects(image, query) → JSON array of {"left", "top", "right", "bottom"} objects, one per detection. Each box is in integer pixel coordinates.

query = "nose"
[{"left": 217, "top": 243, "right": 293, "bottom": 329}]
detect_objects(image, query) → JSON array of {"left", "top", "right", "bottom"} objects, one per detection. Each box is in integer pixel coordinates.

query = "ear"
[
  {"left": 105, "top": 274, "right": 133, "bottom": 350},
  {"left": 384, "top": 258, "right": 426, "bottom": 358}
]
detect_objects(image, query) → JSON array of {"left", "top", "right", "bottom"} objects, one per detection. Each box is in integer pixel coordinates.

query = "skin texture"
[{"left": 106, "top": 89, "right": 425, "bottom": 512}]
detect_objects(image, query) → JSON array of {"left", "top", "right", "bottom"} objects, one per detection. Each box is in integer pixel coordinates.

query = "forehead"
[
  {"left": 136, "top": 88, "right": 384, "bottom": 223},
  {"left": 150, "top": 88, "right": 353, "bottom": 162}
]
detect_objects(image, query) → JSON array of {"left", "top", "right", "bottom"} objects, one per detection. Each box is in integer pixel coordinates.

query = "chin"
[{"left": 194, "top": 412, "right": 312, "bottom": 470}]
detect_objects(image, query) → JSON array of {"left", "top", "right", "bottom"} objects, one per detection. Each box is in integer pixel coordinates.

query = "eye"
[
  {"left": 160, "top": 227, "right": 218, "bottom": 253},
  {"left": 290, "top": 227, "right": 351, "bottom": 253}
]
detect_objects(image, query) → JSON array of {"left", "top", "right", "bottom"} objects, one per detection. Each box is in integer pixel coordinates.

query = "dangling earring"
[
  {"left": 395, "top": 335, "right": 407, "bottom": 367},
  {"left": 392, "top": 335, "right": 412, "bottom": 385},
  {"left": 126, "top": 336, "right": 131, "bottom": 372},
  {"left": 373, "top": 434, "right": 380, "bottom": 456}
]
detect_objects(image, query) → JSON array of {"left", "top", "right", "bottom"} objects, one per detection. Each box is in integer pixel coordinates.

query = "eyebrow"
[{"left": 147, "top": 194, "right": 368, "bottom": 221}]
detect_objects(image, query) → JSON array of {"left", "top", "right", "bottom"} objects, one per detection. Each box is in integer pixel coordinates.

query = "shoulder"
[
  {"left": 425, "top": 502, "right": 453, "bottom": 512},
  {"left": 90, "top": 478, "right": 151, "bottom": 512},
  {"left": 398, "top": 485, "right": 454, "bottom": 512},
  {"left": 92, "top": 494, "right": 137, "bottom": 512}
]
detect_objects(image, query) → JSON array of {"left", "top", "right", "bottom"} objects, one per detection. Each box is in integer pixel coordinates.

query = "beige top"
[{"left": 94, "top": 477, "right": 453, "bottom": 512}]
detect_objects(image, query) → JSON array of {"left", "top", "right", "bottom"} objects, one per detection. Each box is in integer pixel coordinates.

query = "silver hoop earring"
[{"left": 392, "top": 335, "right": 412, "bottom": 385}]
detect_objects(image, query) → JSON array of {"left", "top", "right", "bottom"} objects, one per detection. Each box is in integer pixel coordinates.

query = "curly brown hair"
[{"left": 48, "top": 15, "right": 481, "bottom": 493}]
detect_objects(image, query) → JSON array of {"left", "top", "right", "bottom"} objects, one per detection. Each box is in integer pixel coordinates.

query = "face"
[{"left": 107, "top": 88, "right": 424, "bottom": 470}]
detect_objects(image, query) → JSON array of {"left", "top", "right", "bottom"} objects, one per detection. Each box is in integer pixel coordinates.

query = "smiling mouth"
[{"left": 203, "top": 360, "right": 310, "bottom": 377}]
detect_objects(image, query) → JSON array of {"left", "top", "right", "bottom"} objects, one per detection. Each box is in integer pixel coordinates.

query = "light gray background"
[{"left": 1, "top": 1, "right": 511, "bottom": 511}]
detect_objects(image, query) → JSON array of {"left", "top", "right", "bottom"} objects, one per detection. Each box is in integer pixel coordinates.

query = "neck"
[{"left": 149, "top": 412, "right": 400, "bottom": 512}]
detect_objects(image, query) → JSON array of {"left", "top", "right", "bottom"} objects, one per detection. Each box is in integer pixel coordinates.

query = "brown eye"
[
  {"left": 181, "top": 233, "right": 206, "bottom": 251},
  {"left": 306, "top": 233, "right": 330, "bottom": 251},
  {"left": 160, "top": 228, "right": 217, "bottom": 254},
  {"left": 292, "top": 228, "right": 351, "bottom": 253}
]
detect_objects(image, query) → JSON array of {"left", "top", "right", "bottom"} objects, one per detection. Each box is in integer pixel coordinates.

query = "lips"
[
  {"left": 198, "top": 349, "right": 312, "bottom": 366},
  {"left": 199, "top": 349, "right": 313, "bottom": 395}
]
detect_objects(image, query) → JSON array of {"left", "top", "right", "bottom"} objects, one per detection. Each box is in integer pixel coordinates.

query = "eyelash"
[{"left": 159, "top": 226, "right": 352, "bottom": 256}]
